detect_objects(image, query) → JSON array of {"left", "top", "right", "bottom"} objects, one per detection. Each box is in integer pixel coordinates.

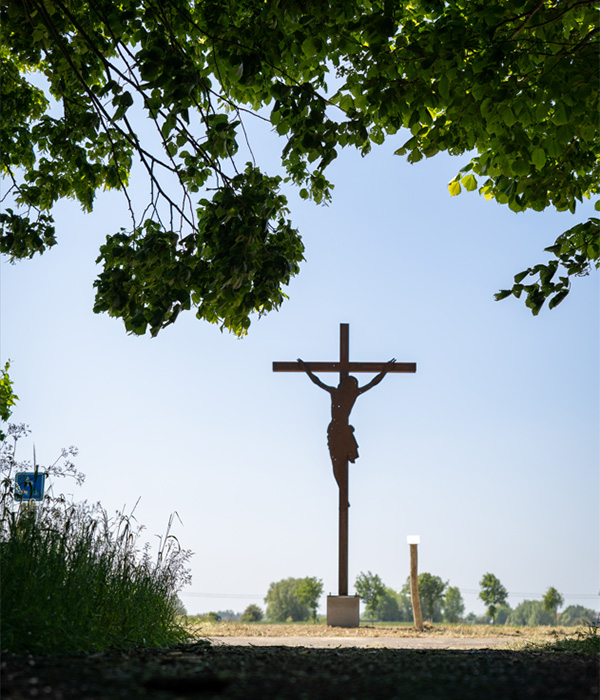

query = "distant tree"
[
  {"left": 494, "top": 604, "right": 512, "bottom": 626},
  {"left": 355, "top": 571, "right": 386, "bottom": 620},
  {"left": 507, "top": 600, "right": 554, "bottom": 627},
  {"left": 296, "top": 577, "right": 324, "bottom": 623},
  {"left": 265, "top": 578, "right": 310, "bottom": 622},
  {"left": 241, "top": 604, "right": 264, "bottom": 623},
  {"left": 443, "top": 587, "right": 465, "bottom": 623},
  {"left": 558, "top": 605, "right": 598, "bottom": 627},
  {"left": 205, "top": 612, "right": 221, "bottom": 623},
  {"left": 542, "top": 587, "right": 564, "bottom": 625},
  {"left": 375, "top": 588, "right": 404, "bottom": 622},
  {"left": 401, "top": 573, "right": 446, "bottom": 622},
  {"left": 398, "top": 592, "right": 414, "bottom": 622},
  {"left": 418, "top": 574, "right": 447, "bottom": 622},
  {"left": 479, "top": 573, "right": 508, "bottom": 623}
]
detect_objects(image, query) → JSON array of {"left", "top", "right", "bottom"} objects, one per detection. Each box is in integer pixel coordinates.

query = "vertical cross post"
[
  {"left": 338, "top": 323, "right": 349, "bottom": 595},
  {"left": 340, "top": 323, "right": 349, "bottom": 381}
]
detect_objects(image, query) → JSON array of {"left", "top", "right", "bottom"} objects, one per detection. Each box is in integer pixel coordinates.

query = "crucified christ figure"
[{"left": 297, "top": 358, "right": 396, "bottom": 490}]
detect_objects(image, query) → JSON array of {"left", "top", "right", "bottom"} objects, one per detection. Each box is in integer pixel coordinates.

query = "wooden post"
[{"left": 409, "top": 541, "right": 423, "bottom": 631}]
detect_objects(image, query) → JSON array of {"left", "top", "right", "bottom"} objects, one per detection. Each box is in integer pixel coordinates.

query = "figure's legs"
[{"left": 331, "top": 454, "right": 350, "bottom": 508}]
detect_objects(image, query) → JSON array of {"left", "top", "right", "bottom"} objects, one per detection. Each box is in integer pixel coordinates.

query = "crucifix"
[{"left": 273, "top": 323, "right": 416, "bottom": 601}]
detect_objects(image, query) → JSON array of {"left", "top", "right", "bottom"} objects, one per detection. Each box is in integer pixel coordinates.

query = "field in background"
[{"left": 183, "top": 619, "right": 588, "bottom": 645}]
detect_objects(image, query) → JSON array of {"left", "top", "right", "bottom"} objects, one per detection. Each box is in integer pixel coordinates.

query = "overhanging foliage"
[{"left": 1, "top": 0, "right": 598, "bottom": 334}]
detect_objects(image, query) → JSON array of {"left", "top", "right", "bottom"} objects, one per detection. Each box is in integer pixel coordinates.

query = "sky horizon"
[{"left": 2, "top": 109, "right": 598, "bottom": 619}]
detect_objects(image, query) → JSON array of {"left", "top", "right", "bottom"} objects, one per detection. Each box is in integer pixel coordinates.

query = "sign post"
[{"left": 14, "top": 472, "right": 46, "bottom": 501}]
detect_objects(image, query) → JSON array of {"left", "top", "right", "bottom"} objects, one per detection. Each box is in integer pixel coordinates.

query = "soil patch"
[{"left": 2, "top": 641, "right": 598, "bottom": 700}]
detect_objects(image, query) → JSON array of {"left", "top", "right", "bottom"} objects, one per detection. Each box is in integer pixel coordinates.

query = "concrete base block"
[{"left": 327, "top": 595, "right": 360, "bottom": 628}]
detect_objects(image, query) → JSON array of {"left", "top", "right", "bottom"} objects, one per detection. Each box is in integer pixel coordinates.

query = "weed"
[
  {"left": 522, "top": 624, "right": 600, "bottom": 655},
  {"left": 0, "top": 424, "right": 192, "bottom": 654}
]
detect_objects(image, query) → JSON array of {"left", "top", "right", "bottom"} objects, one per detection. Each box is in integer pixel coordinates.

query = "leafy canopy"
[
  {"left": 542, "top": 586, "right": 564, "bottom": 613},
  {"left": 402, "top": 572, "right": 447, "bottom": 621},
  {"left": 355, "top": 570, "right": 386, "bottom": 619},
  {"left": 0, "top": 362, "right": 19, "bottom": 440},
  {"left": 443, "top": 585, "right": 465, "bottom": 623},
  {"left": 240, "top": 603, "right": 264, "bottom": 623},
  {"left": 295, "top": 576, "right": 323, "bottom": 622},
  {"left": 264, "top": 577, "right": 311, "bottom": 622},
  {"left": 479, "top": 572, "right": 508, "bottom": 621},
  {"left": 2, "top": 0, "right": 598, "bottom": 335}
]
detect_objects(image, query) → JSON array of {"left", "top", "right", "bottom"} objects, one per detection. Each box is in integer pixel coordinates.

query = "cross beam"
[
  {"left": 273, "top": 325, "right": 416, "bottom": 378},
  {"left": 273, "top": 323, "right": 416, "bottom": 598},
  {"left": 273, "top": 361, "right": 417, "bottom": 373}
]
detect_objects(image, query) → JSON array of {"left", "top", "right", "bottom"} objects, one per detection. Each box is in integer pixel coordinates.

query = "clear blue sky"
[{"left": 2, "top": 112, "right": 598, "bottom": 618}]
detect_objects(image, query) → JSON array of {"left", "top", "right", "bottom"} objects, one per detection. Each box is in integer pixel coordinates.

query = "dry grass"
[{"left": 184, "top": 619, "right": 583, "bottom": 645}]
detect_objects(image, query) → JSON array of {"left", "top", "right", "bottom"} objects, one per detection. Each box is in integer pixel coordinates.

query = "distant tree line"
[
  {"left": 355, "top": 571, "right": 597, "bottom": 626},
  {"left": 477, "top": 576, "right": 597, "bottom": 626},
  {"left": 257, "top": 573, "right": 597, "bottom": 626},
  {"left": 354, "top": 571, "right": 465, "bottom": 623}
]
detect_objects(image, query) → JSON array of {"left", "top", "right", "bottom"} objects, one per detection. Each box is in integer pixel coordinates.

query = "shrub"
[
  {"left": 241, "top": 604, "right": 264, "bottom": 623},
  {"left": 558, "top": 605, "right": 598, "bottom": 626},
  {"left": 0, "top": 424, "right": 192, "bottom": 654}
]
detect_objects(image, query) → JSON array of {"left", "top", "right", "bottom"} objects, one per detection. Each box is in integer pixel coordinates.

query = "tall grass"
[
  {"left": 525, "top": 625, "right": 600, "bottom": 655},
  {"left": 0, "top": 424, "right": 192, "bottom": 654}
]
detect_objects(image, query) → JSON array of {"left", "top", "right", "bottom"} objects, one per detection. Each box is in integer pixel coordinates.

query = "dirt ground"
[
  {"left": 207, "top": 635, "right": 513, "bottom": 648},
  {"left": 188, "top": 620, "right": 587, "bottom": 647},
  {"left": 2, "top": 624, "right": 598, "bottom": 700}
]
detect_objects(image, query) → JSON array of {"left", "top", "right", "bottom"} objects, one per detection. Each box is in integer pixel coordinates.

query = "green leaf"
[
  {"left": 502, "top": 107, "right": 517, "bottom": 127},
  {"left": 461, "top": 174, "right": 477, "bottom": 192},
  {"left": 548, "top": 289, "right": 570, "bottom": 309},
  {"left": 513, "top": 269, "right": 530, "bottom": 284},
  {"left": 301, "top": 38, "right": 321, "bottom": 58},
  {"left": 531, "top": 147, "right": 546, "bottom": 170},
  {"left": 448, "top": 180, "right": 461, "bottom": 196},
  {"left": 438, "top": 75, "right": 450, "bottom": 100}
]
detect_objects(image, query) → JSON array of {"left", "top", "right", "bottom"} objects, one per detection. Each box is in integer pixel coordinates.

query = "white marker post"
[{"left": 407, "top": 535, "right": 423, "bottom": 631}]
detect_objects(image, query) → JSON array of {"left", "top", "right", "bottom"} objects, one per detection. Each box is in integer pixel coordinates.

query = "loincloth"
[{"left": 327, "top": 421, "right": 359, "bottom": 464}]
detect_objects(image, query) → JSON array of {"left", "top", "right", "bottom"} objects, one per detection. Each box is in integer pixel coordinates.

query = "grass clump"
[
  {"left": 0, "top": 424, "right": 192, "bottom": 655},
  {"left": 528, "top": 625, "right": 600, "bottom": 655}
]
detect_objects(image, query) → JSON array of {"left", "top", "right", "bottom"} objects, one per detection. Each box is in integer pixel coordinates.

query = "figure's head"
[{"left": 341, "top": 375, "right": 359, "bottom": 390}]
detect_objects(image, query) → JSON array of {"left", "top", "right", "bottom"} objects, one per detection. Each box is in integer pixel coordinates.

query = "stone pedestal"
[{"left": 326, "top": 595, "right": 360, "bottom": 627}]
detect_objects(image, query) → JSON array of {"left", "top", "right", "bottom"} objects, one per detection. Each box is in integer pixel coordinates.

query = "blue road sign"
[{"left": 14, "top": 472, "right": 46, "bottom": 501}]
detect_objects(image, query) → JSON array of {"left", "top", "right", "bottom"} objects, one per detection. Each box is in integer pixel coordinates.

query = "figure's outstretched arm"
[
  {"left": 358, "top": 359, "right": 396, "bottom": 394},
  {"left": 297, "top": 359, "right": 335, "bottom": 393}
]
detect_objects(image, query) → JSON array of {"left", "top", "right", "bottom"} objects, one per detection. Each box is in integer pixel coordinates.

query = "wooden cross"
[{"left": 273, "top": 323, "right": 416, "bottom": 597}]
